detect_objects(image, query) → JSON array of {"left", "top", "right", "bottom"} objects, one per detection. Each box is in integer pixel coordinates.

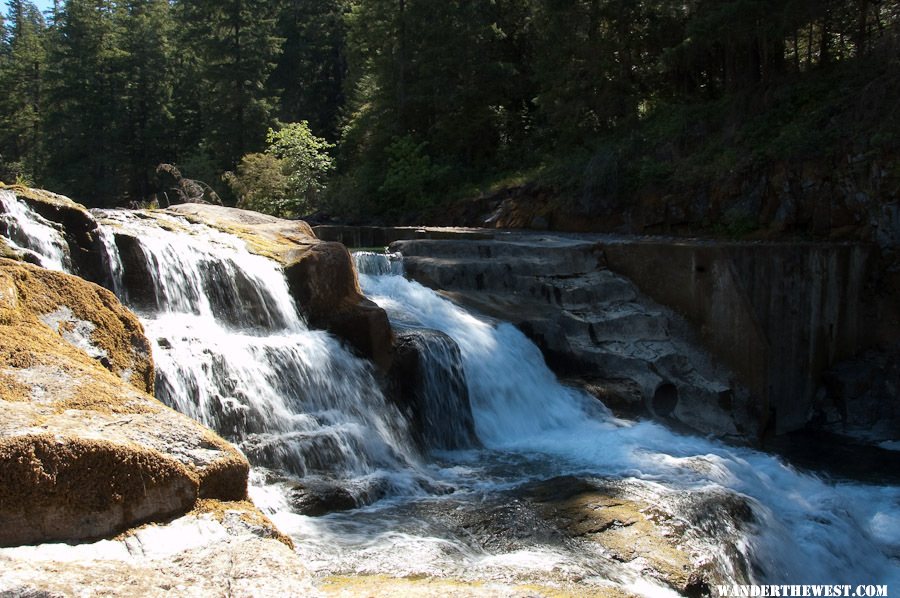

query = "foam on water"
[
  {"left": 0, "top": 189, "right": 71, "bottom": 271},
  {"left": 357, "top": 251, "right": 900, "bottom": 586}
]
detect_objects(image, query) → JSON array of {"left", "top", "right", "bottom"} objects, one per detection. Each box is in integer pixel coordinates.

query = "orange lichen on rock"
[
  {"left": 191, "top": 499, "right": 294, "bottom": 549},
  {"left": 0, "top": 259, "right": 252, "bottom": 546},
  {"left": 0, "top": 258, "right": 154, "bottom": 395},
  {"left": 0, "top": 434, "right": 198, "bottom": 546},
  {"left": 0, "top": 371, "right": 29, "bottom": 402}
]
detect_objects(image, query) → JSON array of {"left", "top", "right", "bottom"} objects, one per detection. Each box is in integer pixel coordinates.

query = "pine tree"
[
  {"left": 42, "top": 0, "right": 126, "bottom": 205},
  {"left": 118, "top": 0, "right": 175, "bottom": 202},
  {"left": 176, "top": 0, "right": 284, "bottom": 171},
  {"left": 0, "top": 0, "right": 47, "bottom": 182},
  {"left": 272, "top": 0, "right": 348, "bottom": 137},
  {"left": 341, "top": 0, "right": 537, "bottom": 210}
]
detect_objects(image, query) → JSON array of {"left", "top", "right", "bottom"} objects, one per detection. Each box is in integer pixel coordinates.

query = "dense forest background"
[{"left": 1, "top": 0, "right": 898, "bottom": 227}]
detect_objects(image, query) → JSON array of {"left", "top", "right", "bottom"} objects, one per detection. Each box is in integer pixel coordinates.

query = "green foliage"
[
  {"left": 378, "top": 136, "right": 447, "bottom": 212},
  {"left": 42, "top": 0, "right": 129, "bottom": 205},
  {"left": 0, "top": 1, "right": 46, "bottom": 180},
  {"left": 176, "top": 0, "right": 284, "bottom": 169},
  {"left": 0, "top": 0, "right": 895, "bottom": 218},
  {"left": 341, "top": 0, "right": 540, "bottom": 213},
  {"left": 223, "top": 152, "right": 289, "bottom": 215},
  {"left": 225, "top": 121, "right": 335, "bottom": 218},
  {"left": 272, "top": 0, "right": 348, "bottom": 137},
  {"left": 267, "top": 121, "right": 335, "bottom": 215}
]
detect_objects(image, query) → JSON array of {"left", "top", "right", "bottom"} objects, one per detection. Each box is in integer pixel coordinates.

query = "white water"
[
  {"left": 3, "top": 193, "right": 898, "bottom": 592},
  {"left": 92, "top": 211, "right": 423, "bottom": 491},
  {"left": 0, "top": 189, "right": 70, "bottom": 271},
  {"left": 356, "top": 252, "right": 900, "bottom": 587}
]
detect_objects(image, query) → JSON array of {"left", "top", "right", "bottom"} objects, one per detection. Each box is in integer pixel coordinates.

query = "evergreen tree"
[
  {"left": 0, "top": 1, "right": 47, "bottom": 182},
  {"left": 176, "top": 0, "right": 284, "bottom": 171},
  {"left": 341, "top": 0, "right": 538, "bottom": 211},
  {"left": 272, "top": 0, "right": 348, "bottom": 137},
  {"left": 118, "top": 0, "right": 175, "bottom": 202},
  {"left": 43, "top": 0, "right": 126, "bottom": 205}
]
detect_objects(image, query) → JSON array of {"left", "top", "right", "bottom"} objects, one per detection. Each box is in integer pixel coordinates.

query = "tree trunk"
[
  {"left": 855, "top": 0, "right": 869, "bottom": 56},
  {"left": 819, "top": 7, "right": 831, "bottom": 65}
]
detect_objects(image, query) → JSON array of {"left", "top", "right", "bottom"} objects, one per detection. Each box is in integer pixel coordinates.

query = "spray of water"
[
  {"left": 0, "top": 189, "right": 71, "bottom": 271},
  {"left": 357, "top": 251, "right": 900, "bottom": 587}
]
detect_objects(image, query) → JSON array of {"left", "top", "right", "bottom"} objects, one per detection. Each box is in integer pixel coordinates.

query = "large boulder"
[
  {"left": 393, "top": 237, "right": 749, "bottom": 438},
  {"left": 517, "top": 476, "right": 753, "bottom": 596},
  {"left": 0, "top": 260, "right": 249, "bottom": 546},
  {"left": 389, "top": 328, "right": 477, "bottom": 450},
  {"left": 168, "top": 203, "right": 393, "bottom": 370}
]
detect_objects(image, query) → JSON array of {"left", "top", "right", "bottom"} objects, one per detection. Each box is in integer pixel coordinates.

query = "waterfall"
[
  {"left": 3, "top": 193, "right": 897, "bottom": 592},
  {"left": 358, "top": 251, "right": 900, "bottom": 587},
  {"left": 355, "top": 250, "right": 404, "bottom": 277},
  {"left": 0, "top": 189, "right": 71, "bottom": 271},
  {"left": 358, "top": 252, "right": 477, "bottom": 450},
  {"left": 91, "top": 212, "right": 422, "bottom": 492},
  {"left": 392, "top": 327, "right": 478, "bottom": 450},
  {"left": 0, "top": 196, "right": 425, "bottom": 500}
]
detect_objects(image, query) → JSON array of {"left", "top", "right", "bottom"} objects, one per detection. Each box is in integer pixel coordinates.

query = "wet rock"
[
  {"left": 0, "top": 260, "right": 249, "bottom": 546},
  {"left": 1, "top": 184, "right": 106, "bottom": 281},
  {"left": 289, "top": 480, "right": 361, "bottom": 516},
  {"left": 816, "top": 342, "right": 900, "bottom": 442},
  {"left": 393, "top": 237, "right": 745, "bottom": 438},
  {"left": 389, "top": 328, "right": 478, "bottom": 450},
  {"left": 168, "top": 203, "right": 394, "bottom": 370},
  {"left": 0, "top": 503, "right": 314, "bottom": 597},
  {"left": 517, "top": 476, "right": 752, "bottom": 596},
  {"left": 288, "top": 476, "right": 391, "bottom": 516},
  {"left": 568, "top": 377, "right": 645, "bottom": 416},
  {"left": 284, "top": 242, "right": 393, "bottom": 371}
]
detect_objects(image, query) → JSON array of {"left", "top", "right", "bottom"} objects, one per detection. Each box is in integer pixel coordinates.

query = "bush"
[
  {"left": 378, "top": 136, "right": 447, "bottom": 213},
  {"left": 223, "top": 153, "right": 289, "bottom": 215},
  {"left": 224, "top": 122, "right": 335, "bottom": 218},
  {"left": 267, "top": 121, "right": 335, "bottom": 215}
]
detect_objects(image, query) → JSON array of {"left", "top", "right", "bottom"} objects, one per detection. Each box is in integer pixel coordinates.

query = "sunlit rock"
[{"left": 0, "top": 260, "right": 248, "bottom": 546}]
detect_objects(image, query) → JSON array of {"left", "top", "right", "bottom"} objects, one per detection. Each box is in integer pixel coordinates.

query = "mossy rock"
[
  {"left": 0, "top": 434, "right": 198, "bottom": 546},
  {"left": 0, "top": 260, "right": 250, "bottom": 546}
]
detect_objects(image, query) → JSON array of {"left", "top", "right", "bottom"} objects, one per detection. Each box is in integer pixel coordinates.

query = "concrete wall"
[{"left": 600, "top": 241, "right": 875, "bottom": 433}]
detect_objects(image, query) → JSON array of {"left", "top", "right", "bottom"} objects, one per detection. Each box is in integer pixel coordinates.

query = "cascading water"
[
  {"left": 0, "top": 189, "right": 70, "bottom": 271},
  {"left": 3, "top": 191, "right": 898, "bottom": 594},
  {"left": 90, "top": 212, "right": 423, "bottom": 497},
  {"left": 392, "top": 326, "right": 478, "bottom": 450},
  {"left": 353, "top": 251, "right": 900, "bottom": 588}
]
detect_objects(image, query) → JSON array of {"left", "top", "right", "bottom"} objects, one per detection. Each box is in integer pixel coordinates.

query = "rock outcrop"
[
  {"left": 817, "top": 342, "right": 900, "bottom": 442},
  {"left": 0, "top": 187, "right": 395, "bottom": 371},
  {"left": 0, "top": 184, "right": 106, "bottom": 280},
  {"left": 166, "top": 203, "right": 393, "bottom": 370},
  {"left": 0, "top": 259, "right": 249, "bottom": 546},
  {"left": 391, "top": 232, "right": 881, "bottom": 438},
  {"left": 392, "top": 236, "right": 750, "bottom": 438},
  {"left": 517, "top": 476, "right": 752, "bottom": 596},
  {"left": 0, "top": 501, "right": 315, "bottom": 597},
  {"left": 389, "top": 328, "right": 478, "bottom": 450}
]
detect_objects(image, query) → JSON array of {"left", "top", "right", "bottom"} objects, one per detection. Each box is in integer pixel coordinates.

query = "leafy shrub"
[
  {"left": 378, "top": 136, "right": 448, "bottom": 213},
  {"left": 268, "top": 121, "right": 335, "bottom": 215},
  {"left": 223, "top": 153, "right": 289, "bottom": 215},
  {"left": 224, "top": 121, "right": 334, "bottom": 218}
]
